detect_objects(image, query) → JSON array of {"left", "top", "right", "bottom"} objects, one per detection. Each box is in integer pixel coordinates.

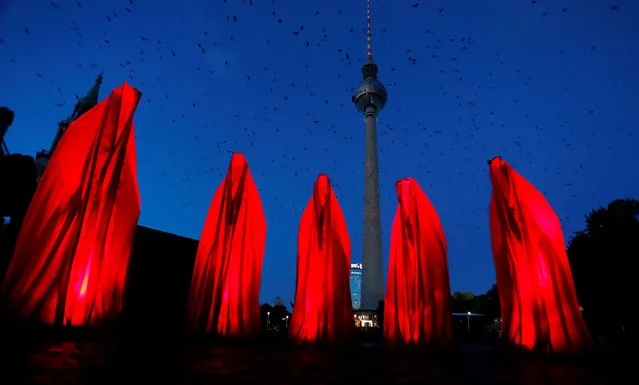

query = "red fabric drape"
[
  {"left": 384, "top": 178, "right": 453, "bottom": 347},
  {"left": 289, "top": 174, "right": 354, "bottom": 345},
  {"left": 489, "top": 156, "right": 591, "bottom": 354},
  {"left": 187, "top": 153, "right": 266, "bottom": 337},
  {"left": 1, "top": 83, "right": 141, "bottom": 326}
]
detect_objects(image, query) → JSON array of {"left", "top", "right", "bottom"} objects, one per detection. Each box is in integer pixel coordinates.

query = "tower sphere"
[{"left": 353, "top": 78, "right": 387, "bottom": 115}]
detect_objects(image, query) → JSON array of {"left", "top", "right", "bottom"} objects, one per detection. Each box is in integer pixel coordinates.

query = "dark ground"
[
  {"left": 0, "top": 226, "right": 630, "bottom": 384},
  {"left": 0, "top": 329, "right": 630, "bottom": 385}
]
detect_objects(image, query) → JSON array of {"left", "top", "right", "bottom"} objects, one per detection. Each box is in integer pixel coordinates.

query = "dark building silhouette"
[
  {"left": 0, "top": 106, "right": 37, "bottom": 286},
  {"left": 0, "top": 106, "right": 14, "bottom": 156},
  {"left": 123, "top": 226, "right": 198, "bottom": 334},
  {"left": 0, "top": 156, "right": 36, "bottom": 288},
  {"left": 35, "top": 73, "right": 103, "bottom": 180}
]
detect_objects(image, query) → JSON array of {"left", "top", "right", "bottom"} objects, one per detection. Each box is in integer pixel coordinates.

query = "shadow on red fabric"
[
  {"left": 0, "top": 82, "right": 141, "bottom": 327},
  {"left": 488, "top": 156, "right": 591, "bottom": 354},
  {"left": 289, "top": 174, "right": 354, "bottom": 345},
  {"left": 384, "top": 178, "right": 453, "bottom": 347},
  {"left": 187, "top": 153, "right": 266, "bottom": 337}
]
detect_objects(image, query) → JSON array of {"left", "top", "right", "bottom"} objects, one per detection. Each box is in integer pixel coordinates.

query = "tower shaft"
[
  {"left": 362, "top": 105, "right": 384, "bottom": 309},
  {"left": 353, "top": 0, "right": 387, "bottom": 310}
]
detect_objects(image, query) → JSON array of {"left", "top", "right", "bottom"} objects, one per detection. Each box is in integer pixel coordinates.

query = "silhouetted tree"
[
  {"left": 476, "top": 284, "right": 500, "bottom": 320},
  {"left": 260, "top": 298, "right": 290, "bottom": 333},
  {"left": 567, "top": 199, "right": 638, "bottom": 343},
  {"left": 451, "top": 291, "right": 477, "bottom": 313},
  {"left": 449, "top": 286, "right": 501, "bottom": 340},
  {"left": 260, "top": 303, "right": 273, "bottom": 331}
]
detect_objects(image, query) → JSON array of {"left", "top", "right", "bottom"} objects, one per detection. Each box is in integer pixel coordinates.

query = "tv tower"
[{"left": 352, "top": 0, "right": 387, "bottom": 310}]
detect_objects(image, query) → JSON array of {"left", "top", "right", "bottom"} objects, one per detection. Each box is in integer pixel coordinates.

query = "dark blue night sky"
[{"left": 1, "top": 0, "right": 637, "bottom": 305}]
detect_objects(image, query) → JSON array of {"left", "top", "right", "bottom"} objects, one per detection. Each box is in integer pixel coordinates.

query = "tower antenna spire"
[{"left": 366, "top": 0, "right": 373, "bottom": 62}]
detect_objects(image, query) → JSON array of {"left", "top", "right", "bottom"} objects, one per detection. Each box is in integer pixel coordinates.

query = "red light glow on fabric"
[
  {"left": 187, "top": 153, "right": 267, "bottom": 337},
  {"left": 289, "top": 174, "right": 354, "bottom": 345},
  {"left": 1, "top": 82, "right": 141, "bottom": 326},
  {"left": 489, "top": 156, "right": 591, "bottom": 354},
  {"left": 384, "top": 178, "right": 453, "bottom": 347}
]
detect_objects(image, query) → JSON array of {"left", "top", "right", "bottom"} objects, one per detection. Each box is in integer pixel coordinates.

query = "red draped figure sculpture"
[
  {"left": 384, "top": 178, "right": 453, "bottom": 347},
  {"left": 488, "top": 156, "right": 590, "bottom": 354},
  {"left": 289, "top": 174, "right": 354, "bottom": 345},
  {"left": 187, "top": 153, "right": 267, "bottom": 337},
  {"left": 1, "top": 83, "right": 142, "bottom": 326}
]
